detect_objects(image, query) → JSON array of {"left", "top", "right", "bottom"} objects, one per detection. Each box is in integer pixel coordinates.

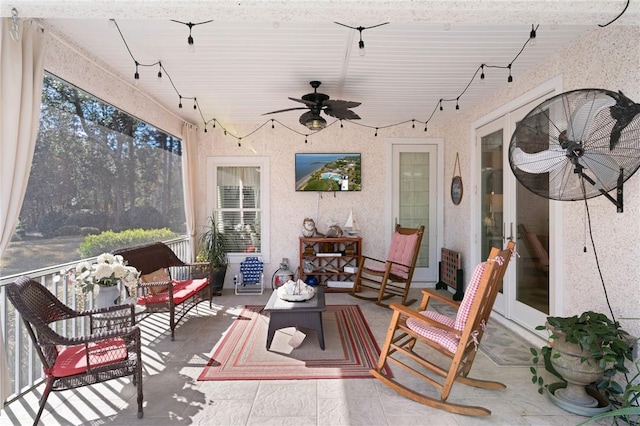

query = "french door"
[
  {"left": 476, "top": 96, "right": 554, "bottom": 329},
  {"left": 389, "top": 140, "right": 442, "bottom": 282}
]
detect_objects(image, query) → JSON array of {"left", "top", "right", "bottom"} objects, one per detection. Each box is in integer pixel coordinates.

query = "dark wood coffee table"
[{"left": 264, "top": 286, "right": 326, "bottom": 350}]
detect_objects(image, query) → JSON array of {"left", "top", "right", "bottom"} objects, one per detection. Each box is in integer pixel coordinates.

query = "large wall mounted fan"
[
  {"left": 263, "top": 81, "right": 361, "bottom": 130},
  {"left": 508, "top": 89, "right": 640, "bottom": 212}
]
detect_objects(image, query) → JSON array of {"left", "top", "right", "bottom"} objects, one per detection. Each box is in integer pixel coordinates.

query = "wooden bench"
[
  {"left": 435, "top": 248, "right": 464, "bottom": 301},
  {"left": 113, "top": 242, "right": 211, "bottom": 340}
]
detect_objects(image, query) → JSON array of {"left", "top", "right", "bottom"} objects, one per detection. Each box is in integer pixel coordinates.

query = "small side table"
[{"left": 263, "top": 286, "right": 326, "bottom": 350}]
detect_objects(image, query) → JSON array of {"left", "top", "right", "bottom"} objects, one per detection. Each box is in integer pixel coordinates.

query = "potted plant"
[
  {"left": 530, "top": 311, "right": 634, "bottom": 415},
  {"left": 72, "top": 252, "right": 140, "bottom": 308},
  {"left": 199, "top": 215, "right": 228, "bottom": 296}
]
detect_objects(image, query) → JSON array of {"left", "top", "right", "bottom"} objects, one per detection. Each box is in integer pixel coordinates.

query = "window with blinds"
[{"left": 208, "top": 158, "right": 270, "bottom": 263}]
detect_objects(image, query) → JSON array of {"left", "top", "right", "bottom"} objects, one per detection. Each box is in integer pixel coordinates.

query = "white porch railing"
[{"left": 0, "top": 237, "right": 190, "bottom": 405}]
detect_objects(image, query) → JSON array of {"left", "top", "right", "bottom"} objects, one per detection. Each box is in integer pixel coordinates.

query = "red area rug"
[{"left": 198, "top": 304, "right": 391, "bottom": 381}]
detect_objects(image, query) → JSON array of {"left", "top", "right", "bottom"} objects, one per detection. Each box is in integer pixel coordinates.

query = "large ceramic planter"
[
  {"left": 210, "top": 266, "right": 227, "bottom": 295},
  {"left": 548, "top": 326, "right": 605, "bottom": 408}
]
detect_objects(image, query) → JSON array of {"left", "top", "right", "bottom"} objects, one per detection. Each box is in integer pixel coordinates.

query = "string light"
[
  {"left": 111, "top": 19, "right": 540, "bottom": 146},
  {"left": 334, "top": 21, "right": 389, "bottom": 57},
  {"left": 170, "top": 19, "right": 214, "bottom": 52},
  {"left": 412, "top": 119, "right": 415, "bottom": 129},
  {"left": 374, "top": 127, "right": 378, "bottom": 137},
  {"left": 305, "top": 136, "right": 308, "bottom": 143}
]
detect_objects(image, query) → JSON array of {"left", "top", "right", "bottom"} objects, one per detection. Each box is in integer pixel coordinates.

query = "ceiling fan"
[
  {"left": 263, "top": 81, "right": 361, "bottom": 130},
  {"left": 508, "top": 88, "right": 640, "bottom": 212}
]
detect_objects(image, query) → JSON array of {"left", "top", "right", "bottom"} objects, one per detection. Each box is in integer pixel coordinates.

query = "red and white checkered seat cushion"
[{"left": 406, "top": 262, "right": 486, "bottom": 353}]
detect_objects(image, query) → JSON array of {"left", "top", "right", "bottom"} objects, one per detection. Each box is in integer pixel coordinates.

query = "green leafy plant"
[
  {"left": 199, "top": 216, "right": 228, "bottom": 269},
  {"left": 530, "top": 311, "right": 634, "bottom": 399}
]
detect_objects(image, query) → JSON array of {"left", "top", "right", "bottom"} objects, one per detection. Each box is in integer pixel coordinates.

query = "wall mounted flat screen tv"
[{"left": 295, "top": 153, "right": 361, "bottom": 192}]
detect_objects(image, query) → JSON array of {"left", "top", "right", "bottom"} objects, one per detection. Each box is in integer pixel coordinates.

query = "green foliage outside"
[{"left": 78, "top": 228, "right": 179, "bottom": 257}]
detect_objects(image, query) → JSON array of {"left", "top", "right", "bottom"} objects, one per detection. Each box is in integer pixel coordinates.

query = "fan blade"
[
  {"left": 323, "top": 99, "right": 361, "bottom": 109},
  {"left": 289, "top": 97, "right": 318, "bottom": 107},
  {"left": 511, "top": 146, "right": 566, "bottom": 174},
  {"left": 324, "top": 109, "right": 361, "bottom": 120},
  {"left": 578, "top": 151, "right": 620, "bottom": 191},
  {"left": 262, "top": 107, "right": 308, "bottom": 116},
  {"left": 567, "top": 95, "right": 616, "bottom": 142}
]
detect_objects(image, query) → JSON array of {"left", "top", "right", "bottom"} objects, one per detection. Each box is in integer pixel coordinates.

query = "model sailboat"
[{"left": 344, "top": 210, "right": 359, "bottom": 236}]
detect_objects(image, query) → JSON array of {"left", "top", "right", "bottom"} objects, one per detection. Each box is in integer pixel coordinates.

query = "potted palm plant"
[
  {"left": 530, "top": 311, "right": 634, "bottom": 415},
  {"left": 199, "top": 215, "right": 228, "bottom": 296}
]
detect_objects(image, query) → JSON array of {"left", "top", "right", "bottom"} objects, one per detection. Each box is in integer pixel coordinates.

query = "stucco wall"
[
  {"left": 442, "top": 25, "right": 640, "bottom": 335},
  {"left": 195, "top": 122, "right": 445, "bottom": 282}
]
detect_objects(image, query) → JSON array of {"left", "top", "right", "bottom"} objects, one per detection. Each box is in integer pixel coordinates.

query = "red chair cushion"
[
  {"left": 137, "top": 278, "right": 208, "bottom": 305},
  {"left": 385, "top": 232, "right": 419, "bottom": 278},
  {"left": 405, "top": 262, "right": 487, "bottom": 354},
  {"left": 453, "top": 262, "right": 486, "bottom": 331},
  {"left": 50, "top": 338, "right": 127, "bottom": 377}
]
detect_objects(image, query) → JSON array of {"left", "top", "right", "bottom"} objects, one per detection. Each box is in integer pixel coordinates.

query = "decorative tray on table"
[{"left": 277, "top": 279, "right": 316, "bottom": 302}]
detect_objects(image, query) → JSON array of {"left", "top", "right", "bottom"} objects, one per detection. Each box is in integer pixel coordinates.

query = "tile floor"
[{"left": 1, "top": 288, "right": 609, "bottom": 425}]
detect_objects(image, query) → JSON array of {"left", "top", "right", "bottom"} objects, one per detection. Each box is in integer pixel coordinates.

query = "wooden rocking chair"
[
  {"left": 350, "top": 224, "right": 424, "bottom": 307},
  {"left": 370, "top": 241, "right": 515, "bottom": 416}
]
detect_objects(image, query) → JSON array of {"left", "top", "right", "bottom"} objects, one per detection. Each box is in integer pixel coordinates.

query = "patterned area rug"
[
  {"left": 198, "top": 305, "right": 391, "bottom": 381},
  {"left": 431, "top": 301, "right": 533, "bottom": 367}
]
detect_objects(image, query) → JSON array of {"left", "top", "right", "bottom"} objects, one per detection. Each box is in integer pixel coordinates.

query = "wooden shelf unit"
[{"left": 299, "top": 236, "right": 362, "bottom": 292}]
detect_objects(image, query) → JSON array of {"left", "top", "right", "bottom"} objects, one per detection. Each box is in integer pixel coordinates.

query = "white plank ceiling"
[{"left": 3, "top": 1, "right": 639, "bottom": 131}]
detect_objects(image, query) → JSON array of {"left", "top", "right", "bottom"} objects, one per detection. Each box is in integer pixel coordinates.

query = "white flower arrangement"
[{"left": 73, "top": 253, "right": 140, "bottom": 294}]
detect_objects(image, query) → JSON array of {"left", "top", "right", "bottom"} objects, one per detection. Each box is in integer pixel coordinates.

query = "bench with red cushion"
[{"left": 114, "top": 242, "right": 212, "bottom": 340}]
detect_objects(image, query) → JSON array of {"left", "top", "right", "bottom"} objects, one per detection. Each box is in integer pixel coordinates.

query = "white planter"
[{"left": 96, "top": 285, "right": 120, "bottom": 309}]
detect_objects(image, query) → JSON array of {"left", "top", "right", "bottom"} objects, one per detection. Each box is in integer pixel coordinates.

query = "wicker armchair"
[{"left": 6, "top": 276, "right": 144, "bottom": 425}]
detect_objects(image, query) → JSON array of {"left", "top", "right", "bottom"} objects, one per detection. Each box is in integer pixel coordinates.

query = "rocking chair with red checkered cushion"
[
  {"left": 370, "top": 241, "right": 515, "bottom": 416},
  {"left": 6, "top": 277, "right": 144, "bottom": 425},
  {"left": 350, "top": 224, "right": 424, "bottom": 307}
]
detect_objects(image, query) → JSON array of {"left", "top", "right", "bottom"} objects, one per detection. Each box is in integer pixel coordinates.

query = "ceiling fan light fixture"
[{"left": 305, "top": 114, "right": 327, "bottom": 130}]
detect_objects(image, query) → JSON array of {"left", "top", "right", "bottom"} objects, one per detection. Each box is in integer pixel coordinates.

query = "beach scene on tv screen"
[{"left": 295, "top": 153, "right": 361, "bottom": 191}]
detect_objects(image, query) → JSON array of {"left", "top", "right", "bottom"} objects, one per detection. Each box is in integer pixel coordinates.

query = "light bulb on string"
[
  {"left": 507, "top": 64, "right": 513, "bottom": 83},
  {"left": 439, "top": 99, "right": 443, "bottom": 111},
  {"left": 157, "top": 63, "right": 162, "bottom": 81},
  {"left": 424, "top": 123, "right": 428, "bottom": 132},
  {"left": 412, "top": 119, "right": 415, "bottom": 129},
  {"left": 374, "top": 128, "right": 378, "bottom": 137},
  {"left": 204, "top": 125, "right": 208, "bottom": 133},
  {"left": 178, "top": 95, "right": 182, "bottom": 109},
  {"left": 271, "top": 119, "right": 275, "bottom": 129},
  {"left": 213, "top": 120, "right": 216, "bottom": 128},
  {"left": 133, "top": 61, "right": 140, "bottom": 83},
  {"left": 305, "top": 136, "right": 308, "bottom": 143},
  {"left": 358, "top": 28, "right": 366, "bottom": 57},
  {"left": 480, "top": 64, "right": 485, "bottom": 82},
  {"left": 340, "top": 120, "right": 344, "bottom": 128},
  {"left": 193, "top": 98, "right": 197, "bottom": 110},
  {"left": 455, "top": 98, "right": 460, "bottom": 113},
  {"left": 529, "top": 24, "right": 537, "bottom": 47}
]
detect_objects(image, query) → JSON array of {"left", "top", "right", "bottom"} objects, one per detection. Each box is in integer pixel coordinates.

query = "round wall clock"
[{"left": 451, "top": 176, "right": 463, "bottom": 205}]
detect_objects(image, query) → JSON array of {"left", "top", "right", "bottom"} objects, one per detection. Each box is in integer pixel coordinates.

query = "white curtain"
[
  {"left": 0, "top": 18, "right": 46, "bottom": 409},
  {"left": 181, "top": 123, "right": 199, "bottom": 261}
]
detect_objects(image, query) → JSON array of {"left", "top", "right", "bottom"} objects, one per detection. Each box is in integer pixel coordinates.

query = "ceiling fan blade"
[
  {"left": 262, "top": 107, "right": 308, "bottom": 115},
  {"left": 288, "top": 97, "right": 317, "bottom": 107},
  {"left": 511, "top": 146, "right": 567, "bottom": 174},
  {"left": 578, "top": 151, "right": 620, "bottom": 191},
  {"left": 567, "top": 95, "right": 616, "bottom": 142},
  {"left": 323, "top": 99, "right": 361, "bottom": 109},
  {"left": 324, "top": 108, "right": 361, "bottom": 120}
]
